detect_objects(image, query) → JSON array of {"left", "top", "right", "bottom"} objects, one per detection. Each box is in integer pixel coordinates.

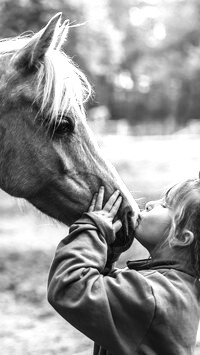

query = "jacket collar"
[
  {"left": 127, "top": 241, "right": 197, "bottom": 278},
  {"left": 127, "top": 258, "right": 196, "bottom": 277}
]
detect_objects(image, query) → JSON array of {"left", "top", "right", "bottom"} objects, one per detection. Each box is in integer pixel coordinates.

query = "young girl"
[{"left": 48, "top": 180, "right": 200, "bottom": 355}]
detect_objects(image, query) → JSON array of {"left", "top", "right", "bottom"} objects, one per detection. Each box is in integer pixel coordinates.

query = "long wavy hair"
[{"left": 165, "top": 179, "right": 200, "bottom": 277}]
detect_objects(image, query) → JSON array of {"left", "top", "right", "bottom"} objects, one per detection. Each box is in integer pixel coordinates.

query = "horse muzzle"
[{"left": 113, "top": 201, "right": 139, "bottom": 252}]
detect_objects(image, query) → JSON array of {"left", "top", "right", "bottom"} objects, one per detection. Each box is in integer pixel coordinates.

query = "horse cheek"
[
  {"left": 0, "top": 139, "right": 17, "bottom": 196},
  {"left": 0, "top": 125, "right": 11, "bottom": 190},
  {"left": 0, "top": 123, "right": 38, "bottom": 198}
]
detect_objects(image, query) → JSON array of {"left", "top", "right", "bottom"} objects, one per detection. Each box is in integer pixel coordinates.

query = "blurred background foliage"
[{"left": 0, "top": 0, "right": 200, "bottom": 131}]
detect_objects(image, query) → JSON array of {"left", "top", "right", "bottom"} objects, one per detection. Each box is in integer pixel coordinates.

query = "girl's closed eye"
[{"left": 162, "top": 200, "right": 171, "bottom": 209}]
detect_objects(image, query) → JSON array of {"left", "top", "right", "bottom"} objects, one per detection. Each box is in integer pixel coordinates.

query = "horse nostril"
[
  {"left": 126, "top": 207, "right": 139, "bottom": 231},
  {"left": 122, "top": 206, "right": 136, "bottom": 236}
]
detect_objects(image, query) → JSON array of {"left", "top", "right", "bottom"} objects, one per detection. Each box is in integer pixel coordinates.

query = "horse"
[{"left": 0, "top": 13, "right": 139, "bottom": 253}]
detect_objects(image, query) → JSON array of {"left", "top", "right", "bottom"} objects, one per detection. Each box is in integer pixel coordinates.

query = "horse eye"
[{"left": 54, "top": 115, "right": 75, "bottom": 136}]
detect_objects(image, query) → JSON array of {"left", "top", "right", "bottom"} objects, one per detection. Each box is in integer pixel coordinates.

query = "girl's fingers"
[
  {"left": 88, "top": 193, "right": 97, "bottom": 212},
  {"left": 110, "top": 195, "right": 123, "bottom": 218},
  {"left": 103, "top": 190, "right": 120, "bottom": 212},
  {"left": 95, "top": 186, "right": 105, "bottom": 210},
  {"left": 89, "top": 188, "right": 122, "bottom": 218},
  {"left": 113, "top": 219, "right": 122, "bottom": 233}
]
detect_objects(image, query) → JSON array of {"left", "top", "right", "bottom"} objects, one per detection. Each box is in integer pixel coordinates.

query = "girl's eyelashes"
[{"left": 161, "top": 199, "right": 171, "bottom": 209}]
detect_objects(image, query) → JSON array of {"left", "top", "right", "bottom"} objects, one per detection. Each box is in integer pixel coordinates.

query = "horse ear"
[
  {"left": 53, "top": 19, "right": 69, "bottom": 50},
  {"left": 14, "top": 12, "right": 62, "bottom": 70}
]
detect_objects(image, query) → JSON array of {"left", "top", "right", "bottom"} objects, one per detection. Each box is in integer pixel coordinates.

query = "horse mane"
[
  {"left": 0, "top": 23, "right": 92, "bottom": 124},
  {"left": 37, "top": 48, "right": 92, "bottom": 123}
]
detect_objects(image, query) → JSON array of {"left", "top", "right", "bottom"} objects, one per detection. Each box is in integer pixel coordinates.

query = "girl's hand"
[{"left": 88, "top": 186, "right": 122, "bottom": 234}]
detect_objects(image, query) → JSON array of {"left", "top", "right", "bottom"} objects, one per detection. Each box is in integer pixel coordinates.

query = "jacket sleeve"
[{"left": 47, "top": 213, "right": 155, "bottom": 355}]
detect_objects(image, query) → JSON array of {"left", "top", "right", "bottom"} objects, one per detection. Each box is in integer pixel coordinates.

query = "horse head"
[{"left": 0, "top": 13, "right": 139, "bottom": 250}]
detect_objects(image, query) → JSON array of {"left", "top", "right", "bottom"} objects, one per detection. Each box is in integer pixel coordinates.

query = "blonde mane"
[
  {"left": 0, "top": 22, "right": 92, "bottom": 124},
  {"left": 37, "top": 49, "right": 91, "bottom": 124}
]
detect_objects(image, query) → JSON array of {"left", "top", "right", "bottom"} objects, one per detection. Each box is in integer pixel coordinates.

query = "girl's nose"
[
  {"left": 145, "top": 200, "right": 158, "bottom": 211},
  {"left": 145, "top": 201, "right": 153, "bottom": 211}
]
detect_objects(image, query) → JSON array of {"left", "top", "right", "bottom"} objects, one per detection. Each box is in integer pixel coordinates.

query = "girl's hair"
[{"left": 165, "top": 179, "right": 200, "bottom": 277}]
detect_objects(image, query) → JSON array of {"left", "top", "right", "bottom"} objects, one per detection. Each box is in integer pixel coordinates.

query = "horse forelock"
[
  {"left": 36, "top": 49, "right": 92, "bottom": 126},
  {"left": 0, "top": 27, "right": 92, "bottom": 127}
]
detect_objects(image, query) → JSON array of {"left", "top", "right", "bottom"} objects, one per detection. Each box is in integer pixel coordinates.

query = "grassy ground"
[{"left": 1, "top": 133, "right": 200, "bottom": 354}]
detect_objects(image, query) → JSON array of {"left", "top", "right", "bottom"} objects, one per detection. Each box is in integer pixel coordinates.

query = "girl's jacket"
[{"left": 48, "top": 212, "right": 200, "bottom": 355}]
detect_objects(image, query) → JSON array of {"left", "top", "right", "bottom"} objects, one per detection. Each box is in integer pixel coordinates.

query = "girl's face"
[{"left": 135, "top": 199, "right": 172, "bottom": 252}]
